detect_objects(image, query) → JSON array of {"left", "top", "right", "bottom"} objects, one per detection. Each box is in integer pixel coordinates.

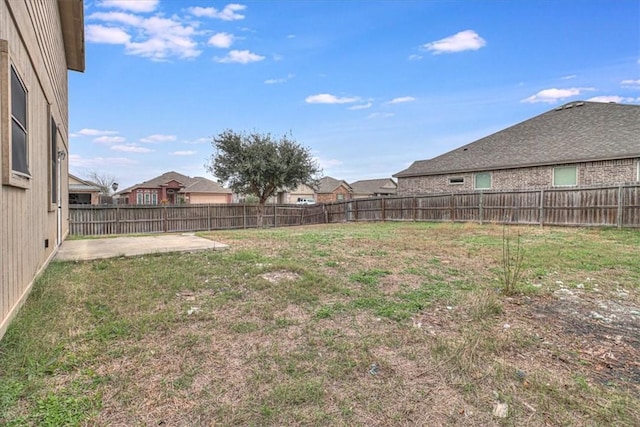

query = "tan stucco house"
[
  {"left": 69, "top": 173, "right": 101, "bottom": 205},
  {"left": 117, "top": 171, "right": 232, "bottom": 205},
  {"left": 1, "top": 0, "right": 84, "bottom": 340},
  {"left": 395, "top": 101, "right": 640, "bottom": 195}
]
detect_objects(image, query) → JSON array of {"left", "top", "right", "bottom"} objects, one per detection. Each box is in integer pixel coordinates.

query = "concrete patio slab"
[{"left": 56, "top": 233, "right": 228, "bottom": 261}]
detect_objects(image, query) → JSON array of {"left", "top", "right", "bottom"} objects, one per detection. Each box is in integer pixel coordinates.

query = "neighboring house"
[
  {"left": 316, "top": 177, "right": 352, "bottom": 203},
  {"left": 69, "top": 173, "right": 101, "bottom": 205},
  {"left": 276, "top": 183, "right": 316, "bottom": 204},
  {"left": 394, "top": 101, "right": 640, "bottom": 195},
  {"left": 117, "top": 171, "right": 232, "bottom": 205},
  {"left": 1, "top": 0, "right": 84, "bottom": 340},
  {"left": 350, "top": 178, "right": 398, "bottom": 199}
]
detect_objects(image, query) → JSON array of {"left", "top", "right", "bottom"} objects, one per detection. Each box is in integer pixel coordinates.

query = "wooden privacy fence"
[{"left": 69, "top": 184, "right": 640, "bottom": 235}]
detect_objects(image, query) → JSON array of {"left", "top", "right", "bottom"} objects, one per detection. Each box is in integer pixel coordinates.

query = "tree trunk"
[{"left": 257, "top": 202, "right": 265, "bottom": 228}]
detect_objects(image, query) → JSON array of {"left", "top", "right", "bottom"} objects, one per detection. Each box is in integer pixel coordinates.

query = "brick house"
[
  {"left": 350, "top": 178, "right": 397, "bottom": 199},
  {"left": 316, "top": 177, "right": 352, "bottom": 203},
  {"left": 1, "top": 0, "right": 84, "bottom": 340},
  {"left": 117, "top": 171, "right": 232, "bottom": 205},
  {"left": 395, "top": 101, "right": 640, "bottom": 195}
]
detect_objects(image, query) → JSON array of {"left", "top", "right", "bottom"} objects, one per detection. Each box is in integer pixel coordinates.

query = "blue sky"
[{"left": 69, "top": 0, "right": 640, "bottom": 189}]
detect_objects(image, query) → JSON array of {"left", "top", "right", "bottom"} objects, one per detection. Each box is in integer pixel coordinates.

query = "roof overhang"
[
  {"left": 57, "top": 0, "right": 85, "bottom": 72},
  {"left": 394, "top": 154, "right": 640, "bottom": 179}
]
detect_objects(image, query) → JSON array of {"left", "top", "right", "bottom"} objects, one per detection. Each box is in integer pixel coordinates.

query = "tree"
[
  {"left": 86, "top": 170, "right": 118, "bottom": 195},
  {"left": 206, "top": 130, "right": 321, "bottom": 227}
]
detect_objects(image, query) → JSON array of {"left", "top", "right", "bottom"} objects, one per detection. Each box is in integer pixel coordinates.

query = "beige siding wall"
[
  {"left": 1, "top": 0, "right": 70, "bottom": 340},
  {"left": 398, "top": 158, "right": 640, "bottom": 195},
  {"left": 188, "top": 193, "right": 231, "bottom": 204}
]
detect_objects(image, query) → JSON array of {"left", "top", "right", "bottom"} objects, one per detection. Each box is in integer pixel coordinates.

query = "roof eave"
[
  {"left": 58, "top": 0, "right": 85, "bottom": 72},
  {"left": 395, "top": 154, "right": 640, "bottom": 178}
]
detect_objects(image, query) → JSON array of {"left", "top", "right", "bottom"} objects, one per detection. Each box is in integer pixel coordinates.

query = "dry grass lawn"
[{"left": 1, "top": 222, "right": 639, "bottom": 426}]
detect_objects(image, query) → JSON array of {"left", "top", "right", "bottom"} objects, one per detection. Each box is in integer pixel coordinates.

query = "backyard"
[{"left": 0, "top": 222, "right": 639, "bottom": 426}]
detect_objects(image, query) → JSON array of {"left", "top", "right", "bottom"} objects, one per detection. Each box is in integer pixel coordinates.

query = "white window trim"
[
  {"left": 474, "top": 172, "right": 492, "bottom": 190},
  {"left": 448, "top": 177, "right": 465, "bottom": 185},
  {"left": 552, "top": 165, "right": 578, "bottom": 187}
]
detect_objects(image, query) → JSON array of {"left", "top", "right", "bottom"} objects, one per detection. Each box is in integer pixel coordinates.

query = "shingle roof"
[
  {"left": 394, "top": 101, "right": 640, "bottom": 178},
  {"left": 118, "top": 171, "right": 230, "bottom": 194},
  {"left": 317, "top": 176, "right": 352, "bottom": 193},
  {"left": 350, "top": 178, "right": 397, "bottom": 195}
]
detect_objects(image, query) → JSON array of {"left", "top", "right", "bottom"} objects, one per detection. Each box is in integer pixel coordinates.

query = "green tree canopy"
[{"left": 206, "top": 130, "right": 321, "bottom": 226}]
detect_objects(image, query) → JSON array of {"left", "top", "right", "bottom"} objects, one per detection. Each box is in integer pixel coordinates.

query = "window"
[
  {"left": 474, "top": 172, "right": 491, "bottom": 189},
  {"left": 50, "top": 117, "right": 58, "bottom": 205},
  {"left": 144, "top": 192, "right": 150, "bottom": 204},
  {"left": 337, "top": 193, "right": 344, "bottom": 200},
  {"left": 553, "top": 166, "right": 577, "bottom": 186},
  {"left": 11, "top": 66, "right": 29, "bottom": 176},
  {"left": 449, "top": 177, "right": 464, "bottom": 185},
  {"left": 152, "top": 193, "right": 158, "bottom": 205},
  {"left": 136, "top": 192, "right": 143, "bottom": 204}
]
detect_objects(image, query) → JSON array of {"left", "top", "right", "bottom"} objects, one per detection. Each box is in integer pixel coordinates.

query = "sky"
[{"left": 68, "top": 0, "right": 640, "bottom": 190}]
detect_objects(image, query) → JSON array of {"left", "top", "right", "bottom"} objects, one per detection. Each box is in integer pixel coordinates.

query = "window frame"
[
  {"left": 448, "top": 177, "right": 465, "bottom": 185},
  {"left": 49, "top": 108, "right": 58, "bottom": 211},
  {"left": 553, "top": 165, "right": 578, "bottom": 187},
  {"left": 474, "top": 172, "right": 492, "bottom": 190},
  {"left": 1, "top": 40, "right": 31, "bottom": 188},
  {"left": 136, "top": 191, "right": 143, "bottom": 205}
]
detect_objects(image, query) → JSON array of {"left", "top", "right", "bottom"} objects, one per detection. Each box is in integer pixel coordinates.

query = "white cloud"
[
  {"left": 215, "top": 50, "right": 265, "bottom": 64},
  {"left": 367, "top": 112, "right": 395, "bottom": 119},
  {"left": 316, "top": 158, "right": 343, "bottom": 168},
  {"left": 140, "top": 134, "right": 177, "bottom": 143},
  {"left": 94, "top": 135, "right": 126, "bottom": 144},
  {"left": 111, "top": 144, "right": 154, "bottom": 153},
  {"left": 264, "top": 73, "right": 295, "bottom": 84},
  {"left": 521, "top": 87, "right": 595, "bottom": 103},
  {"left": 99, "top": 0, "right": 159, "bottom": 13},
  {"left": 85, "top": 25, "right": 131, "bottom": 44},
  {"left": 621, "top": 79, "right": 640, "bottom": 88},
  {"left": 73, "top": 128, "right": 119, "bottom": 137},
  {"left": 182, "top": 137, "right": 210, "bottom": 145},
  {"left": 408, "top": 54, "right": 423, "bottom": 61},
  {"left": 69, "top": 154, "right": 138, "bottom": 168},
  {"left": 187, "top": 4, "right": 246, "bottom": 21},
  {"left": 208, "top": 32, "right": 234, "bottom": 48},
  {"left": 388, "top": 96, "right": 416, "bottom": 104},
  {"left": 287, "top": 34, "right": 296, "bottom": 39},
  {"left": 587, "top": 95, "right": 640, "bottom": 104},
  {"left": 170, "top": 150, "right": 196, "bottom": 156},
  {"left": 423, "top": 30, "right": 486, "bottom": 54},
  {"left": 561, "top": 75, "right": 577, "bottom": 80},
  {"left": 348, "top": 102, "right": 372, "bottom": 110},
  {"left": 87, "top": 13, "right": 201, "bottom": 60},
  {"left": 305, "top": 93, "right": 360, "bottom": 104}
]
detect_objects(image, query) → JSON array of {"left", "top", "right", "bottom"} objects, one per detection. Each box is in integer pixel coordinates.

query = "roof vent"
[
  {"left": 564, "top": 103, "right": 574, "bottom": 109},
  {"left": 575, "top": 102, "right": 584, "bottom": 107},
  {"left": 554, "top": 106, "right": 563, "bottom": 111}
]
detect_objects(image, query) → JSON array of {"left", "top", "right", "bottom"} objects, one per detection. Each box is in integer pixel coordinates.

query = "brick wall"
[
  {"left": 397, "top": 158, "right": 639, "bottom": 195},
  {"left": 316, "top": 186, "right": 352, "bottom": 203}
]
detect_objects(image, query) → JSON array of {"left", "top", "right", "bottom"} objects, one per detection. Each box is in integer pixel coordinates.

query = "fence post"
[
  {"left": 163, "top": 206, "right": 168, "bottom": 233},
  {"left": 381, "top": 197, "right": 386, "bottom": 221},
  {"left": 274, "top": 205, "right": 278, "bottom": 228},
  {"left": 243, "top": 204, "right": 247, "bottom": 229},
  {"left": 450, "top": 193, "right": 456, "bottom": 222},
  {"left": 116, "top": 206, "right": 120, "bottom": 235},
  {"left": 539, "top": 189, "right": 545, "bottom": 227},
  {"left": 353, "top": 200, "right": 358, "bottom": 222},
  {"left": 207, "top": 205, "right": 211, "bottom": 231},
  {"left": 479, "top": 192, "right": 483, "bottom": 224},
  {"left": 617, "top": 185, "right": 624, "bottom": 228},
  {"left": 412, "top": 196, "right": 416, "bottom": 222}
]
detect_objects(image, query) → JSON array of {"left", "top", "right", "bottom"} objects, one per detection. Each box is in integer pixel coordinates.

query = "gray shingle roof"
[
  {"left": 350, "top": 178, "right": 397, "bottom": 195},
  {"left": 394, "top": 101, "right": 640, "bottom": 178},
  {"left": 317, "top": 176, "right": 352, "bottom": 193}
]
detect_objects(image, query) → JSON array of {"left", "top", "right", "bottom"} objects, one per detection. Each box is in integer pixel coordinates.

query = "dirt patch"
[{"left": 261, "top": 271, "right": 301, "bottom": 283}]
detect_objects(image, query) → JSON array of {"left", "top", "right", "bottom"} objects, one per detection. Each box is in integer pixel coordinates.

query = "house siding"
[
  {"left": 398, "top": 158, "right": 639, "bottom": 195},
  {"left": 317, "top": 185, "right": 352, "bottom": 203},
  {"left": 1, "top": 0, "right": 75, "bottom": 340}
]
